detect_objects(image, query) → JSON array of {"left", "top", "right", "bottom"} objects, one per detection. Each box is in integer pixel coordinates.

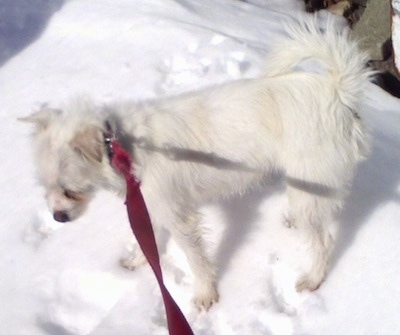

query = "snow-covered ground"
[{"left": 1, "top": 0, "right": 400, "bottom": 334}]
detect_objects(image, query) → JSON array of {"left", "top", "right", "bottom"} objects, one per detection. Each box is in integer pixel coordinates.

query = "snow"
[{"left": 1, "top": 0, "right": 400, "bottom": 334}]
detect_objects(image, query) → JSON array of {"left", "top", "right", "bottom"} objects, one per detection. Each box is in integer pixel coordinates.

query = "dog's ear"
[
  {"left": 70, "top": 126, "right": 104, "bottom": 163},
  {"left": 18, "top": 107, "right": 61, "bottom": 131}
]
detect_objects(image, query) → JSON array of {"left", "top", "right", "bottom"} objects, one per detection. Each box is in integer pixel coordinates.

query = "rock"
[
  {"left": 352, "top": 0, "right": 391, "bottom": 61},
  {"left": 393, "top": 0, "right": 400, "bottom": 75}
]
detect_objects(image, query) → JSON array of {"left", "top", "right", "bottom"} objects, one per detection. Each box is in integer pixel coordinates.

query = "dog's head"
[{"left": 20, "top": 101, "right": 124, "bottom": 222}]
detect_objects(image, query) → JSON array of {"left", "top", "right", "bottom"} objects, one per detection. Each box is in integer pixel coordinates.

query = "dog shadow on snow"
[{"left": 213, "top": 180, "right": 284, "bottom": 278}]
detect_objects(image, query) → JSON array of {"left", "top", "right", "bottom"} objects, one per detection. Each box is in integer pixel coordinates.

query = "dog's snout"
[{"left": 53, "top": 211, "right": 70, "bottom": 223}]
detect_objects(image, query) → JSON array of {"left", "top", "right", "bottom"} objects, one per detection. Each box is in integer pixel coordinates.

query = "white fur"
[{"left": 22, "top": 17, "right": 373, "bottom": 310}]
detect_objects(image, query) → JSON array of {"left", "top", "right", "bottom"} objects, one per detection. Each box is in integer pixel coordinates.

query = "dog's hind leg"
[
  {"left": 285, "top": 175, "right": 342, "bottom": 292},
  {"left": 287, "top": 186, "right": 338, "bottom": 291}
]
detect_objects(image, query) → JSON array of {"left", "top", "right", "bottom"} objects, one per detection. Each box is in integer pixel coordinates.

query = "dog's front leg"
[
  {"left": 143, "top": 190, "right": 218, "bottom": 310},
  {"left": 167, "top": 209, "right": 219, "bottom": 311}
]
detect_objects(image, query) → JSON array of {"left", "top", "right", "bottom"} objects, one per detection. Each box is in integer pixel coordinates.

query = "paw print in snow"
[{"left": 157, "top": 34, "right": 253, "bottom": 95}]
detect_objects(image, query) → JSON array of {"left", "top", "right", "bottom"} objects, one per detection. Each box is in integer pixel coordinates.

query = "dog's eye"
[{"left": 64, "top": 189, "right": 84, "bottom": 201}]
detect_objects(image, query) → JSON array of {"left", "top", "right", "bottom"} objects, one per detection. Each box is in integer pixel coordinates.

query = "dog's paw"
[
  {"left": 295, "top": 255, "right": 328, "bottom": 292},
  {"left": 194, "top": 284, "right": 219, "bottom": 312},
  {"left": 295, "top": 274, "right": 324, "bottom": 292},
  {"left": 120, "top": 251, "right": 147, "bottom": 271},
  {"left": 120, "top": 240, "right": 148, "bottom": 270},
  {"left": 283, "top": 213, "right": 296, "bottom": 228}
]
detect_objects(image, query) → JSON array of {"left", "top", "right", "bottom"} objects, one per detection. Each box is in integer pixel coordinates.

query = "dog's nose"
[{"left": 53, "top": 211, "right": 70, "bottom": 223}]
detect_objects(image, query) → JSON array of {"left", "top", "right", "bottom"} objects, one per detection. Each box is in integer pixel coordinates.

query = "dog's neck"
[
  {"left": 103, "top": 120, "right": 116, "bottom": 162},
  {"left": 102, "top": 109, "right": 138, "bottom": 165},
  {"left": 101, "top": 116, "right": 134, "bottom": 194},
  {"left": 102, "top": 120, "right": 132, "bottom": 159}
]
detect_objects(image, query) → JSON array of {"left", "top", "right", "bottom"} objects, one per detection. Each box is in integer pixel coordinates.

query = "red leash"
[{"left": 110, "top": 140, "right": 195, "bottom": 335}]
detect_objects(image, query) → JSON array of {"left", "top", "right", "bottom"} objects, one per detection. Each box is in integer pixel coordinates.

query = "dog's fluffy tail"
[{"left": 265, "top": 16, "right": 374, "bottom": 113}]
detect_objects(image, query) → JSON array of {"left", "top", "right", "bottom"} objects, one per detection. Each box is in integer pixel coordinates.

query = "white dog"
[{"left": 21, "top": 17, "right": 372, "bottom": 310}]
